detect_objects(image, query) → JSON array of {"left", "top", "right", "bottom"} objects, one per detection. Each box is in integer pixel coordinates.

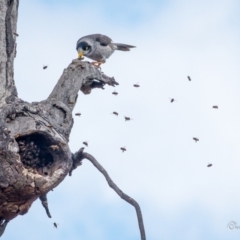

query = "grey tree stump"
[{"left": 0, "top": 1, "right": 146, "bottom": 239}]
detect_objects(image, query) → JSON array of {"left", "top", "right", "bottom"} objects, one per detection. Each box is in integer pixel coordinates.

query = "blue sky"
[
  {"left": 4, "top": 0, "right": 240, "bottom": 239},
  {"left": 29, "top": 0, "right": 169, "bottom": 28}
]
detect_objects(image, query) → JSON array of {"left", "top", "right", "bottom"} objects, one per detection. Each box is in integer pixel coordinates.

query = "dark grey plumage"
[{"left": 76, "top": 34, "right": 135, "bottom": 64}]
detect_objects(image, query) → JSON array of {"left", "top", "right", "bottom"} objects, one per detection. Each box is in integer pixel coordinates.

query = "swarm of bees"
[
  {"left": 70, "top": 73, "right": 218, "bottom": 169},
  {"left": 17, "top": 136, "right": 54, "bottom": 175},
  {"left": 70, "top": 78, "right": 141, "bottom": 154}
]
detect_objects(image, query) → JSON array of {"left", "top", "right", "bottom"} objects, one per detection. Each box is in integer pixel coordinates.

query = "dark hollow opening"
[{"left": 16, "top": 133, "right": 54, "bottom": 172}]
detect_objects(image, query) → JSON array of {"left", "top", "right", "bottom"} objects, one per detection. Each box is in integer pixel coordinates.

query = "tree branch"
[
  {"left": 0, "top": 0, "right": 19, "bottom": 106},
  {"left": 48, "top": 59, "right": 118, "bottom": 112},
  {"left": 0, "top": 1, "right": 126, "bottom": 238},
  {"left": 71, "top": 148, "right": 146, "bottom": 240},
  {"left": 39, "top": 193, "right": 52, "bottom": 218}
]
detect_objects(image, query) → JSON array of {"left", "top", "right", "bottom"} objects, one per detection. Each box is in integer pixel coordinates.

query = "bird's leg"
[{"left": 91, "top": 61, "right": 104, "bottom": 68}]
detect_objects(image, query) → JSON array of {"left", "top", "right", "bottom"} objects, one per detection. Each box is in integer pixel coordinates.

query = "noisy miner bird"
[{"left": 76, "top": 34, "right": 135, "bottom": 67}]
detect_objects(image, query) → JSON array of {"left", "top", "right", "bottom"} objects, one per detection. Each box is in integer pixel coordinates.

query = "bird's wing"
[
  {"left": 76, "top": 34, "right": 112, "bottom": 49},
  {"left": 91, "top": 34, "right": 112, "bottom": 46}
]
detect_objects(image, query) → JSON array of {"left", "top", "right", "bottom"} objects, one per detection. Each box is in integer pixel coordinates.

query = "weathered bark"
[
  {"left": 0, "top": 59, "right": 116, "bottom": 234},
  {"left": 0, "top": 1, "right": 146, "bottom": 239},
  {"left": 71, "top": 148, "right": 146, "bottom": 240},
  {"left": 0, "top": 0, "right": 118, "bottom": 236},
  {"left": 0, "top": 0, "right": 18, "bottom": 107}
]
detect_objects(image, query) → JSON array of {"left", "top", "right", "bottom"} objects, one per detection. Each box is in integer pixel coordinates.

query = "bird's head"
[{"left": 76, "top": 41, "right": 92, "bottom": 59}]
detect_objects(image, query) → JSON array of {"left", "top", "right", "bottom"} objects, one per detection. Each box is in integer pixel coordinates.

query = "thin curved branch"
[{"left": 71, "top": 148, "right": 146, "bottom": 240}]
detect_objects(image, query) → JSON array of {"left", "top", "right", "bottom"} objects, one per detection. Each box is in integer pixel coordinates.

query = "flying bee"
[
  {"left": 112, "top": 90, "right": 118, "bottom": 95},
  {"left": 112, "top": 112, "right": 118, "bottom": 116},
  {"left": 75, "top": 113, "right": 81, "bottom": 116},
  {"left": 212, "top": 106, "right": 218, "bottom": 109},
  {"left": 124, "top": 116, "right": 132, "bottom": 121},
  {"left": 83, "top": 141, "right": 88, "bottom": 147},
  {"left": 53, "top": 222, "right": 59, "bottom": 228},
  {"left": 43, "top": 65, "right": 48, "bottom": 70},
  {"left": 169, "top": 98, "right": 176, "bottom": 103},
  {"left": 133, "top": 83, "right": 140, "bottom": 87},
  {"left": 207, "top": 164, "right": 212, "bottom": 167},
  {"left": 13, "top": 32, "right": 19, "bottom": 37},
  {"left": 188, "top": 76, "right": 191, "bottom": 81},
  {"left": 193, "top": 137, "right": 199, "bottom": 142},
  {"left": 120, "top": 147, "right": 126, "bottom": 152}
]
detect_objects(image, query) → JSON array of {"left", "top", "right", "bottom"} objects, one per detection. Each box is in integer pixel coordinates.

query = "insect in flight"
[
  {"left": 133, "top": 83, "right": 140, "bottom": 87},
  {"left": 193, "top": 137, "right": 199, "bottom": 142},
  {"left": 120, "top": 147, "right": 126, "bottom": 152},
  {"left": 169, "top": 98, "right": 176, "bottom": 103},
  {"left": 53, "top": 223, "right": 59, "bottom": 228}
]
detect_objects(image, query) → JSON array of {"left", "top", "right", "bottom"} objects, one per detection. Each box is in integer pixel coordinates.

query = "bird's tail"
[{"left": 114, "top": 43, "right": 136, "bottom": 51}]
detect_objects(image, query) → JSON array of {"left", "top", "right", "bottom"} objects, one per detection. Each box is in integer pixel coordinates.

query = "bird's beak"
[{"left": 78, "top": 51, "right": 84, "bottom": 59}]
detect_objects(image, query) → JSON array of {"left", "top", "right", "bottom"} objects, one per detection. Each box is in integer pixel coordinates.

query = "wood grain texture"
[
  {"left": 0, "top": 1, "right": 117, "bottom": 236},
  {"left": 0, "top": 0, "right": 18, "bottom": 107}
]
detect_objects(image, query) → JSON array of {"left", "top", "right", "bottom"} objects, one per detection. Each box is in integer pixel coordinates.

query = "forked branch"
[{"left": 71, "top": 148, "right": 146, "bottom": 240}]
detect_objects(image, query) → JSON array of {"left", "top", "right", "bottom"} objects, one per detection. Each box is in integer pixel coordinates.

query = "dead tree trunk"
[{"left": 0, "top": 1, "right": 146, "bottom": 239}]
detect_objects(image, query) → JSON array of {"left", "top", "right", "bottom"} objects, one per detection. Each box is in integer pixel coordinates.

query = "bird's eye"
[{"left": 84, "top": 46, "right": 89, "bottom": 50}]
